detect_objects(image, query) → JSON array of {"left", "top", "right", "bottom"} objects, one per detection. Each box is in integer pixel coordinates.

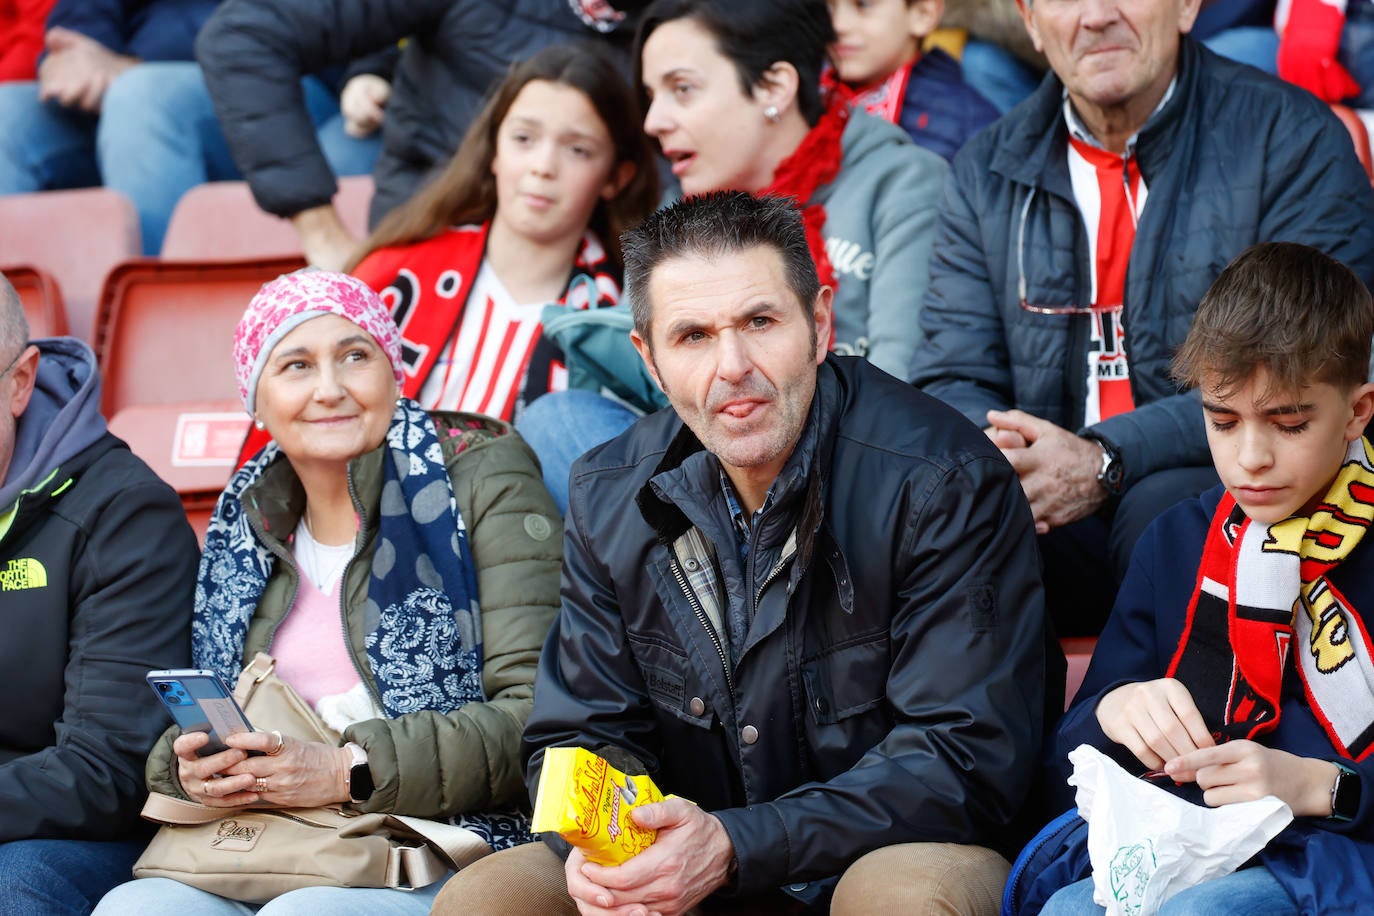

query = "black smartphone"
[{"left": 147, "top": 669, "right": 257, "bottom": 757}]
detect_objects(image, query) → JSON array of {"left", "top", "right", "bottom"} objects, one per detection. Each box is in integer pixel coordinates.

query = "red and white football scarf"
[
  {"left": 1068, "top": 137, "right": 1141, "bottom": 423},
  {"left": 1169, "top": 437, "right": 1374, "bottom": 760}
]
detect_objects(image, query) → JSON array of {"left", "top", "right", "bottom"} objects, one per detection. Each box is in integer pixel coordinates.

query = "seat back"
[
  {"left": 1061, "top": 637, "right": 1097, "bottom": 710},
  {"left": 161, "top": 175, "right": 375, "bottom": 259},
  {"left": 94, "top": 257, "right": 303, "bottom": 499},
  {"left": 93, "top": 256, "right": 305, "bottom": 417},
  {"left": 0, "top": 188, "right": 140, "bottom": 343},
  {"left": 2, "top": 264, "right": 69, "bottom": 338}
]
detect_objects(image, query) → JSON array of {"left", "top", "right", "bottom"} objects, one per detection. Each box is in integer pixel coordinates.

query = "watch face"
[
  {"left": 351, "top": 762, "right": 375, "bottom": 802},
  {"left": 1334, "top": 768, "right": 1362, "bottom": 821}
]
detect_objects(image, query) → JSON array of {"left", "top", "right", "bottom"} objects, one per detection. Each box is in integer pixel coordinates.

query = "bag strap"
[
  {"left": 235, "top": 652, "right": 278, "bottom": 706},
  {"left": 388, "top": 814, "right": 493, "bottom": 870},
  {"left": 141, "top": 792, "right": 239, "bottom": 826}
]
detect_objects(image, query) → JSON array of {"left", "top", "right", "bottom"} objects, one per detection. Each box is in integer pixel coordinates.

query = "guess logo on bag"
[{"left": 210, "top": 818, "right": 265, "bottom": 851}]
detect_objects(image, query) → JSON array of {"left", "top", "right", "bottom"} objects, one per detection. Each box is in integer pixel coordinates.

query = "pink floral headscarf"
[{"left": 233, "top": 269, "right": 404, "bottom": 414}]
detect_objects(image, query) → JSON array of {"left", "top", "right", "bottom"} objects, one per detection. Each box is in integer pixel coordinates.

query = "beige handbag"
[{"left": 132, "top": 653, "right": 492, "bottom": 903}]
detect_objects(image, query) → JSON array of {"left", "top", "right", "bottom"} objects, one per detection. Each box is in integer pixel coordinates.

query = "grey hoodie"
[
  {"left": 813, "top": 110, "right": 949, "bottom": 379},
  {"left": 0, "top": 337, "right": 107, "bottom": 512}
]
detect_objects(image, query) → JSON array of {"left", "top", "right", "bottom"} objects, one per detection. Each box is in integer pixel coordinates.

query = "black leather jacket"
[{"left": 522, "top": 357, "right": 1049, "bottom": 900}]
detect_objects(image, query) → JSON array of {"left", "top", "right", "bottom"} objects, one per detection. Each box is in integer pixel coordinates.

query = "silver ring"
[
  {"left": 254, "top": 776, "right": 269, "bottom": 793},
  {"left": 202, "top": 779, "right": 213, "bottom": 797}
]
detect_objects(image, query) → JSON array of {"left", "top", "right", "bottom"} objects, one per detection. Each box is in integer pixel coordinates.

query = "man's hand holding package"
[{"left": 566, "top": 798, "right": 734, "bottom": 916}]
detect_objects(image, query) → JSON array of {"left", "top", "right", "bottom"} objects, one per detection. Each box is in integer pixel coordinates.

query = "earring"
[
  {"left": 764, "top": 105, "right": 780, "bottom": 123},
  {"left": 254, "top": 418, "right": 266, "bottom": 431}
]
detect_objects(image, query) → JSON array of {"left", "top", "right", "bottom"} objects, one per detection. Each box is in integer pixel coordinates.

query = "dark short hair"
[
  {"left": 623, "top": 191, "right": 821, "bottom": 337},
  {"left": 1172, "top": 242, "right": 1373, "bottom": 397},
  {"left": 635, "top": 0, "right": 835, "bottom": 127}
]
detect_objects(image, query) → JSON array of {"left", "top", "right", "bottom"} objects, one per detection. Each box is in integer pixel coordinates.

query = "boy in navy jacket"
[
  {"left": 1035, "top": 242, "right": 1374, "bottom": 914},
  {"left": 825, "top": 0, "right": 999, "bottom": 161}
]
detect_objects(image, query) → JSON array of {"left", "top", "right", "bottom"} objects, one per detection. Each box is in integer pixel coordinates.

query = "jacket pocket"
[
  {"left": 627, "top": 633, "right": 715, "bottom": 730},
  {"left": 802, "top": 632, "right": 888, "bottom": 726}
]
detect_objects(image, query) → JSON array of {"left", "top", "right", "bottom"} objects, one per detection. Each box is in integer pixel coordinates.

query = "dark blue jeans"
[{"left": 0, "top": 838, "right": 147, "bottom": 916}]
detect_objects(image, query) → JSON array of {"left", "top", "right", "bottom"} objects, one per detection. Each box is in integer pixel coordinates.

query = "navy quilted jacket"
[{"left": 910, "top": 38, "right": 1374, "bottom": 489}]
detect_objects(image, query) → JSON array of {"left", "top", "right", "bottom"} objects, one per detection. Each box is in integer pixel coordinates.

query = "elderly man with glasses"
[
  {"left": 0, "top": 272, "right": 198, "bottom": 913},
  {"left": 909, "top": 0, "right": 1374, "bottom": 635}
]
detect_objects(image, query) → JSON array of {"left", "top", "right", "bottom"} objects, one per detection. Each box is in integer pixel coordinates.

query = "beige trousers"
[{"left": 430, "top": 838, "right": 1009, "bottom": 915}]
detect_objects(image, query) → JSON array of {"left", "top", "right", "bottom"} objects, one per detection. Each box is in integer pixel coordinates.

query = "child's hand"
[
  {"left": 1165, "top": 741, "right": 1339, "bottom": 817},
  {"left": 1096, "top": 678, "right": 1214, "bottom": 769}
]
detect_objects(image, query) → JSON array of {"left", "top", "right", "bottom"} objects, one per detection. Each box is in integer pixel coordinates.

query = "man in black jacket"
[
  {"left": 0, "top": 274, "right": 197, "bottom": 913},
  {"left": 909, "top": 0, "right": 1374, "bottom": 634},
  {"left": 433, "top": 193, "right": 1048, "bottom": 915}
]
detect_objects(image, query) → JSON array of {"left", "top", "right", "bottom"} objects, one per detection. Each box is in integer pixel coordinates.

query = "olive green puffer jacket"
[{"left": 146, "top": 412, "right": 562, "bottom": 818}]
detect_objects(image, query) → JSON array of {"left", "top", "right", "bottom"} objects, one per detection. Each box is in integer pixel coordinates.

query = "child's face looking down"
[
  {"left": 827, "top": 0, "right": 936, "bottom": 87},
  {"left": 1202, "top": 368, "right": 1374, "bottom": 524}
]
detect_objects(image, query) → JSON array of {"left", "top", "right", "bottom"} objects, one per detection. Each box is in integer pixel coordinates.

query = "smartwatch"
[
  {"left": 1084, "top": 434, "right": 1125, "bottom": 496},
  {"left": 345, "top": 742, "right": 375, "bottom": 803},
  {"left": 1330, "top": 760, "right": 1361, "bottom": 823}
]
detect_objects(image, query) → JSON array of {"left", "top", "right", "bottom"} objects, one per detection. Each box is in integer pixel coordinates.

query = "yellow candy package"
[{"left": 531, "top": 746, "right": 665, "bottom": 865}]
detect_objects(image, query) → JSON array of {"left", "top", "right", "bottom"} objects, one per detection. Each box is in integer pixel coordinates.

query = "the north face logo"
[{"left": 0, "top": 558, "right": 46, "bottom": 590}]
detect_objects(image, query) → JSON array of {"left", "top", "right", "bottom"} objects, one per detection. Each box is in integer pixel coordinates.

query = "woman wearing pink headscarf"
[{"left": 97, "top": 269, "right": 562, "bottom": 915}]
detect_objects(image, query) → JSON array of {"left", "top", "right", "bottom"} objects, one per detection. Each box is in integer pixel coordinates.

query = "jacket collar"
[
  {"left": 636, "top": 360, "right": 843, "bottom": 573},
  {"left": 241, "top": 443, "right": 385, "bottom": 552},
  {"left": 990, "top": 35, "right": 1202, "bottom": 190}
]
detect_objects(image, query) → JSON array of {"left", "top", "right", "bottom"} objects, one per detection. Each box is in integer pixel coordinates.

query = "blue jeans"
[
  {"left": 0, "top": 837, "right": 147, "bottom": 916},
  {"left": 93, "top": 875, "right": 447, "bottom": 916},
  {"left": 515, "top": 390, "right": 639, "bottom": 516},
  {"left": 0, "top": 62, "right": 382, "bottom": 254},
  {"left": 1041, "top": 867, "right": 1298, "bottom": 915}
]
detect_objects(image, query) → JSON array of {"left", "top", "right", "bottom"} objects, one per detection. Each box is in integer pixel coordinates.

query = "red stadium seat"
[
  {"left": 0, "top": 188, "right": 140, "bottom": 343},
  {"left": 94, "top": 257, "right": 303, "bottom": 508},
  {"left": 161, "top": 175, "right": 375, "bottom": 260},
  {"left": 2, "top": 264, "right": 69, "bottom": 338},
  {"left": 1061, "top": 637, "right": 1097, "bottom": 710}
]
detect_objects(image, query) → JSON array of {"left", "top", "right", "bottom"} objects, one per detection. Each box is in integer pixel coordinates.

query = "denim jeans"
[
  {"left": 0, "top": 62, "right": 382, "bottom": 254},
  {"left": 515, "top": 390, "right": 639, "bottom": 516},
  {"left": 1041, "top": 866, "right": 1299, "bottom": 915},
  {"left": 0, "top": 837, "right": 147, "bottom": 916},
  {"left": 92, "top": 874, "right": 448, "bottom": 916}
]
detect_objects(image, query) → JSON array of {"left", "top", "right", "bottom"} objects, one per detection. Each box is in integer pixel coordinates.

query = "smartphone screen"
[{"left": 147, "top": 669, "right": 255, "bottom": 756}]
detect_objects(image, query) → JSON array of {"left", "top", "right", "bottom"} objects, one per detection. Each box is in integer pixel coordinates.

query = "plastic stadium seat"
[
  {"left": 1061, "top": 637, "right": 1097, "bottom": 710},
  {"left": 161, "top": 174, "right": 375, "bottom": 260},
  {"left": 1331, "top": 104, "right": 1374, "bottom": 187},
  {"left": 94, "top": 257, "right": 302, "bottom": 504},
  {"left": 93, "top": 256, "right": 304, "bottom": 416},
  {"left": 2, "top": 264, "right": 69, "bottom": 338},
  {"left": 0, "top": 188, "right": 140, "bottom": 344}
]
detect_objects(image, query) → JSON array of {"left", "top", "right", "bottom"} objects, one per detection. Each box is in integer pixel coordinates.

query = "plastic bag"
[{"left": 1068, "top": 744, "right": 1293, "bottom": 915}]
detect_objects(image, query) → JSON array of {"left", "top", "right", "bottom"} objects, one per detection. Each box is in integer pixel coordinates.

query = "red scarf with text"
[{"left": 1168, "top": 437, "right": 1374, "bottom": 760}]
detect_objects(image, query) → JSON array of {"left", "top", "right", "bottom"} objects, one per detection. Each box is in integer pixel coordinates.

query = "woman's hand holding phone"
[
  {"left": 174, "top": 731, "right": 263, "bottom": 807},
  {"left": 177, "top": 730, "right": 354, "bottom": 809}
]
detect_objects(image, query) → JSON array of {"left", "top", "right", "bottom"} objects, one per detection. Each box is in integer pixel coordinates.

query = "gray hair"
[{"left": 0, "top": 271, "right": 29, "bottom": 355}]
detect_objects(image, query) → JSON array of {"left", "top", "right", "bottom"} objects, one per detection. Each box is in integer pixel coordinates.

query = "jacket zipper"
[{"left": 667, "top": 554, "right": 734, "bottom": 701}]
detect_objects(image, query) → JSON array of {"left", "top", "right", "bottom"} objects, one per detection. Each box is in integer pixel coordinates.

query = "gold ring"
[
  {"left": 254, "top": 776, "right": 269, "bottom": 793},
  {"left": 266, "top": 731, "right": 285, "bottom": 756}
]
